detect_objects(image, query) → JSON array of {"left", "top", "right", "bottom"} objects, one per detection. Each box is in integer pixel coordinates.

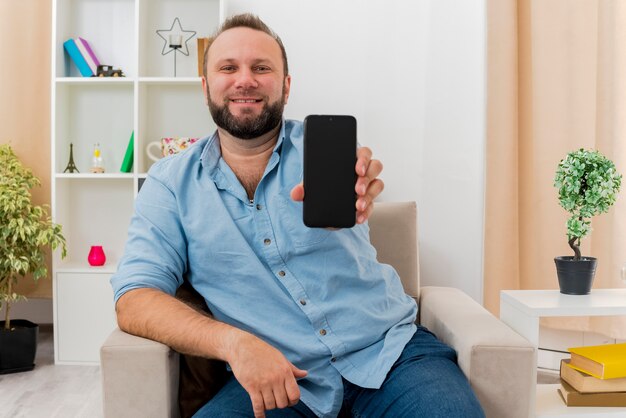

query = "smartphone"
[{"left": 303, "top": 115, "right": 357, "bottom": 228}]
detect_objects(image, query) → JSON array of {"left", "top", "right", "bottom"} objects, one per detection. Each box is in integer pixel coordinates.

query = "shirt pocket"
[{"left": 274, "top": 193, "right": 331, "bottom": 248}]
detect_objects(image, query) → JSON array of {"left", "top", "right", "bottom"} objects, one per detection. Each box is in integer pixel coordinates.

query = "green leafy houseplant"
[
  {"left": 554, "top": 149, "right": 622, "bottom": 259},
  {"left": 0, "top": 144, "right": 66, "bottom": 330},
  {"left": 553, "top": 149, "right": 621, "bottom": 294}
]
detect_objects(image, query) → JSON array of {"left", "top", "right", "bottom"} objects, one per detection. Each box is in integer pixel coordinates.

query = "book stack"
[
  {"left": 558, "top": 342, "right": 626, "bottom": 407},
  {"left": 63, "top": 37, "right": 101, "bottom": 77}
]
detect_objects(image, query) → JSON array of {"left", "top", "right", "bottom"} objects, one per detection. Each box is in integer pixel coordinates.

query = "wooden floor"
[{"left": 0, "top": 326, "right": 103, "bottom": 418}]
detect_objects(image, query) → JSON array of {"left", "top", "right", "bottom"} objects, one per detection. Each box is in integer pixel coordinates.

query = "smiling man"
[
  {"left": 111, "top": 14, "right": 485, "bottom": 418},
  {"left": 204, "top": 26, "right": 288, "bottom": 142}
]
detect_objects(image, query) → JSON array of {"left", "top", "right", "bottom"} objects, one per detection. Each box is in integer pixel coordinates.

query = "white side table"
[{"left": 500, "top": 289, "right": 626, "bottom": 418}]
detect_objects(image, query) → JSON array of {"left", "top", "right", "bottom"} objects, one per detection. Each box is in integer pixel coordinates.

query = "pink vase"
[{"left": 88, "top": 246, "right": 106, "bottom": 266}]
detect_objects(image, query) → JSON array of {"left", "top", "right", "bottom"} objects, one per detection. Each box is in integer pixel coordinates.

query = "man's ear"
[
  {"left": 201, "top": 77, "right": 210, "bottom": 106},
  {"left": 283, "top": 75, "right": 291, "bottom": 104}
]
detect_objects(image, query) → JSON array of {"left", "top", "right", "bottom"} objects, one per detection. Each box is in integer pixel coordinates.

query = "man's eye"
[
  {"left": 254, "top": 66, "right": 271, "bottom": 72},
  {"left": 220, "top": 66, "right": 236, "bottom": 72}
]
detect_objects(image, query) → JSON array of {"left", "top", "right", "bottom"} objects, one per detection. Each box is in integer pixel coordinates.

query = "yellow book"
[
  {"left": 568, "top": 342, "right": 626, "bottom": 380},
  {"left": 561, "top": 359, "right": 626, "bottom": 393}
]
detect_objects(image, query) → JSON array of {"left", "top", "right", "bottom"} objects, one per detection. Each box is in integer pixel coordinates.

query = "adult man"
[{"left": 111, "top": 13, "right": 485, "bottom": 418}]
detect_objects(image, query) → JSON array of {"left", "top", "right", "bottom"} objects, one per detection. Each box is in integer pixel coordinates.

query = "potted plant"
[
  {"left": 0, "top": 144, "right": 66, "bottom": 374},
  {"left": 553, "top": 149, "right": 622, "bottom": 295}
]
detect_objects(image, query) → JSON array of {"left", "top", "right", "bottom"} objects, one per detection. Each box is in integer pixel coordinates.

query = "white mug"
[{"left": 146, "top": 137, "right": 199, "bottom": 162}]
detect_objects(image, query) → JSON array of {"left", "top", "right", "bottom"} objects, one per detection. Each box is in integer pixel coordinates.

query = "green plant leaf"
[
  {"left": 0, "top": 144, "right": 67, "bottom": 324},
  {"left": 555, "top": 149, "right": 622, "bottom": 245}
]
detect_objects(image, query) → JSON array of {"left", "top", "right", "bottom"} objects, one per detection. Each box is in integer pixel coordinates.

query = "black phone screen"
[{"left": 303, "top": 115, "right": 357, "bottom": 228}]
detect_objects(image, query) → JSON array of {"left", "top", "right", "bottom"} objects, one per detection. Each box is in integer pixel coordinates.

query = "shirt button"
[
  {"left": 278, "top": 270, "right": 286, "bottom": 277},
  {"left": 256, "top": 204, "right": 262, "bottom": 210},
  {"left": 331, "top": 357, "right": 337, "bottom": 363},
  {"left": 319, "top": 329, "right": 327, "bottom": 336},
  {"left": 299, "top": 299, "right": 306, "bottom": 306},
  {"left": 264, "top": 238, "right": 271, "bottom": 245}
]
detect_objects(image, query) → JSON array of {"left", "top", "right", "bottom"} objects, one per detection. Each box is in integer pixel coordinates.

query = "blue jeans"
[{"left": 193, "top": 326, "right": 485, "bottom": 417}]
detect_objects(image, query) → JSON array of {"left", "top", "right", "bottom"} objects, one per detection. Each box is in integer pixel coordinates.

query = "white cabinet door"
[{"left": 55, "top": 272, "right": 118, "bottom": 364}]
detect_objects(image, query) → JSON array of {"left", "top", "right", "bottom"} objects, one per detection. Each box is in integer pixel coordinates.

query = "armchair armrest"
[
  {"left": 100, "top": 328, "right": 180, "bottom": 418},
  {"left": 419, "top": 286, "right": 536, "bottom": 418}
]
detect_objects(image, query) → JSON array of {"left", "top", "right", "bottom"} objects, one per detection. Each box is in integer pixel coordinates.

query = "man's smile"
[{"left": 231, "top": 98, "right": 263, "bottom": 103}]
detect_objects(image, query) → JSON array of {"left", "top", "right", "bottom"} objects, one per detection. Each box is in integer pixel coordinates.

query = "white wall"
[
  {"left": 1, "top": 299, "right": 53, "bottom": 325},
  {"left": 225, "top": 0, "right": 486, "bottom": 302}
]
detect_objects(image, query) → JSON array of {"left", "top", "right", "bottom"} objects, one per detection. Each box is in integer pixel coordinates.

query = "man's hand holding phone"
[
  {"left": 353, "top": 146, "right": 384, "bottom": 224},
  {"left": 290, "top": 145, "right": 384, "bottom": 225}
]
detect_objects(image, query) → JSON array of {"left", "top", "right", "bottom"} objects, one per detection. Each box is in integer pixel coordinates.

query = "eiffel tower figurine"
[{"left": 63, "top": 143, "right": 79, "bottom": 173}]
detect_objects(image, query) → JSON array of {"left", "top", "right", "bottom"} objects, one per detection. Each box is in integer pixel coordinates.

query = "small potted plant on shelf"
[
  {"left": 553, "top": 148, "right": 622, "bottom": 295},
  {"left": 0, "top": 144, "right": 66, "bottom": 374}
]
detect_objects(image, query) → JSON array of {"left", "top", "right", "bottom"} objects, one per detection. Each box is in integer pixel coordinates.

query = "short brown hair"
[{"left": 202, "top": 13, "right": 289, "bottom": 79}]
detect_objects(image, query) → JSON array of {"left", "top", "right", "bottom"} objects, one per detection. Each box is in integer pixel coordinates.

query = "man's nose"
[{"left": 234, "top": 68, "right": 258, "bottom": 89}]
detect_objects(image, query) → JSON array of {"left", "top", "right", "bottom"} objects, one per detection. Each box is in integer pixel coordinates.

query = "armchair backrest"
[{"left": 367, "top": 201, "right": 419, "bottom": 300}]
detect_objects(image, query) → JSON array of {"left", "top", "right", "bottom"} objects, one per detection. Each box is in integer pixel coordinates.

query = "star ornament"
[{"left": 156, "top": 17, "right": 197, "bottom": 56}]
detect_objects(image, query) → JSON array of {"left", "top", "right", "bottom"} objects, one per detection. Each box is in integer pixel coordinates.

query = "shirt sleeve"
[{"left": 110, "top": 168, "right": 188, "bottom": 303}]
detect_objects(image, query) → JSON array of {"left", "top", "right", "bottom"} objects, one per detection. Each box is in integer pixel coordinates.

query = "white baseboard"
[{"left": 0, "top": 298, "right": 53, "bottom": 324}]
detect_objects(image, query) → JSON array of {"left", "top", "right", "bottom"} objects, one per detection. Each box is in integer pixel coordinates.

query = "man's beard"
[{"left": 207, "top": 87, "right": 285, "bottom": 140}]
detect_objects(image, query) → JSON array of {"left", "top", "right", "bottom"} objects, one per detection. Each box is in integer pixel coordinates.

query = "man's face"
[{"left": 202, "top": 27, "right": 291, "bottom": 140}]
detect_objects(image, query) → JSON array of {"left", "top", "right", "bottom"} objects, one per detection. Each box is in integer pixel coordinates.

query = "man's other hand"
[
  {"left": 290, "top": 146, "right": 384, "bottom": 224},
  {"left": 227, "top": 332, "right": 308, "bottom": 418}
]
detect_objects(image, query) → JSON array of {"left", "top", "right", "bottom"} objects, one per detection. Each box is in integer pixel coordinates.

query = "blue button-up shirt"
[{"left": 111, "top": 119, "right": 417, "bottom": 417}]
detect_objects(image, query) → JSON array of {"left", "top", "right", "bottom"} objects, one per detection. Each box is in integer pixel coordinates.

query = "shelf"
[
  {"left": 54, "top": 178, "right": 134, "bottom": 267},
  {"left": 501, "top": 290, "right": 626, "bottom": 317},
  {"left": 139, "top": 77, "right": 202, "bottom": 85},
  {"left": 55, "top": 77, "right": 202, "bottom": 85},
  {"left": 137, "top": 82, "right": 214, "bottom": 172},
  {"left": 51, "top": 0, "right": 222, "bottom": 366},
  {"left": 54, "top": 82, "right": 134, "bottom": 173},
  {"left": 56, "top": 77, "right": 134, "bottom": 85},
  {"left": 55, "top": 261, "right": 118, "bottom": 274},
  {"left": 55, "top": 0, "right": 136, "bottom": 78},
  {"left": 501, "top": 290, "right": 626, "bottom": 416},
  {"left": 55, "top": 173, "right": 134, "bottom": 179}
]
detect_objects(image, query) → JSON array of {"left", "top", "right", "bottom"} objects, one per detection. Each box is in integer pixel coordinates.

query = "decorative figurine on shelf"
[
  {"left": 90, "top": 143, "right": 105, "bottom": 173},
  {"left": 94, "top": 65, "right": 125, "bottom": 77},
  {"left": 87, "top": 245, "right": 106, "bottom": 266},
  {"left": 156, "top": 17, "right": 196, "bottom": 77},
  {"left": 63, "top": 143, "right": 79, "bottom": 173}
]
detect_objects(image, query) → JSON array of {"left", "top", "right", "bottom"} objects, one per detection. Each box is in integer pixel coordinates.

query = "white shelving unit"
[
  {"left": 500, "top": 289, "right": 626, "bottom": 417},
  {"left": 51, "top": 0, "right": 222, "bottom": 365}
]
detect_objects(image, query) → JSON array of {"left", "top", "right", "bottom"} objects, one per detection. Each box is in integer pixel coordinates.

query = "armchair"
[{"left": 101, "top": 202, "right": 535, "bottom": 418}]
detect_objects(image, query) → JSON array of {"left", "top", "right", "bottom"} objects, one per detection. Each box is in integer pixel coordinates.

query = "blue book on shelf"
[{"left": 63, "top": 39, "right": 93, "bottom": 77}]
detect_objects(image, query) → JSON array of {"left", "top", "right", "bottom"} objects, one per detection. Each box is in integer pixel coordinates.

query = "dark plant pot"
[
  {"left": 0, "top": 319, "right": 39, "bottom": 374},
  {"left": 554, "top": 256, "right": 597, "bottom": 295}
]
